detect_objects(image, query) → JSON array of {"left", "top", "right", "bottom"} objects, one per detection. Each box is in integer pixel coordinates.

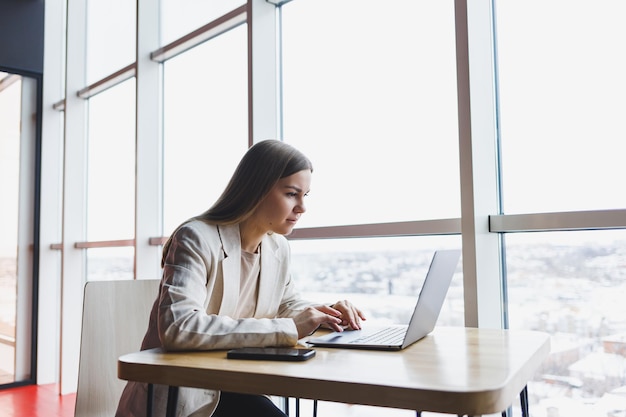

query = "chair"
[{"left": 74, "top": 279, "right": 160, "bottom": 417}]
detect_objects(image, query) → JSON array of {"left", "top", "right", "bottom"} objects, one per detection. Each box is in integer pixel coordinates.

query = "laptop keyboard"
[{"left": 350, "top": 326, "right": 406, "bottom": 345}]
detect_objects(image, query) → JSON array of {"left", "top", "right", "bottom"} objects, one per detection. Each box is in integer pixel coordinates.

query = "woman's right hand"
[{"left": 293, "top": 306, "right": 343, "bottom": 339}]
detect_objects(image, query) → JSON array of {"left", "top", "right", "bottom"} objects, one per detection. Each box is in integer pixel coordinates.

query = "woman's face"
[{"left": 252, "top": 169, "right": 311, "bottom": 235}]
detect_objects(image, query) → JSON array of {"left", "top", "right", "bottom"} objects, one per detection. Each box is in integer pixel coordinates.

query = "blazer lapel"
[
  {"left": 217, "top": 224, "right": 241, "bottom": 316},
  {"left": 255, "top": 235, "right": 282, "bottom": 317}
]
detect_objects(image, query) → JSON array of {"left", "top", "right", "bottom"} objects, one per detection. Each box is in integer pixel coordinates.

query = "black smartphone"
[{"left": 226, "top": 347, "right": 316, "bottom": 361}]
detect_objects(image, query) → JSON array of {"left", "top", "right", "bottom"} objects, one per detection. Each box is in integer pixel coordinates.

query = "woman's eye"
[{"left": 287, "top": 192, "right": 297, "bottom": 197}]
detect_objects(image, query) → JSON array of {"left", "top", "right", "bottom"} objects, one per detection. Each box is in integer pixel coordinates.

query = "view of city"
[
  {"left": 1, "top": 240, "right": 624, "bottom": 416},
  {"left": 290, "top": 241, "right": 626, "bottom": 417}
]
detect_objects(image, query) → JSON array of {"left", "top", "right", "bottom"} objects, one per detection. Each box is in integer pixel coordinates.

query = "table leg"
[
  {"left": 285, "top": 398, "right": 317, "bottom": 417},
  {"left": 497, "top": 384, "right": 528, "bottom": 417},
  {"left": 146, "top": 383, "right": 153, "bottom": 417},
  {"left": 165, "top": 386, "right": 179, "bottom": 417},
  {"left": 416, "top": 384, "right": 529, "bottom": 417},
  {"left": 520, "top": 385, "right": 529, "bottom": 417}
]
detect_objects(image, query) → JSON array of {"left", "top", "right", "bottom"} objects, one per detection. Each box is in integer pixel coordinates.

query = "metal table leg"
[
  {"left": 499, "top": 384, "right": 529, "bottom": 417},
  {"left": 166, "top": 386, "right": 179, "bottom": 417},
  {"left": 520, "top": 385, "right": 529, "bottom": 417},
  {"left": 146, "top": 383, "right": 154, "bottom": 417}
]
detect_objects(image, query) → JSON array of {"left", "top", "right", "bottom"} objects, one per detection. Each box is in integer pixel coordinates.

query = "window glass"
[
  {"left": 86, "top": 0, "right": 136, "bottom": 84},
  {"left": 86, "top": 247, "right": 135, "bottom": 281},
  {"left": 162, "top": 25, "right": 248, "bottom": 235},
  {"left": 160, "top": 0, "right": 245, "bottom": 46},
  {"left": 290, "top": 236, "right": 463, "bottom": 327},
  {"left": 496, "top": 1, "right": 626, "bottom": 213},
  {"left": 282, "top": 0, "right": 460, "bottom": 227},
  {"left": 505, "top": 230, "right": 626, "bottom": 416},
  {"left": 0, "top": 73, "right": 21, "bottom": 385},
  {"left": 87, "top": 79, "right": 136, "bottom": 241}
]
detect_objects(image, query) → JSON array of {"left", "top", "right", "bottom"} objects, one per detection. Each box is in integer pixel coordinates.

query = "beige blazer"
[{"left": 116, "top": 220, "right": 316, "bottom": 417}]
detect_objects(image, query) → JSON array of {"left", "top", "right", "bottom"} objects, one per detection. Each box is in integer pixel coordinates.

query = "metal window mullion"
[
  {"left": 265, "top": 0, "right": 293, "bottom": 6},
  {"left": 60, "top": 0, "right": 89, "bottom": 395},
  {"left": 76, "top": 63, "right": 136, "bottom": 99},
  {"left": 455, "top": 0, "right": 504, "bottom": 329},
  {"left": 135, "top": 0, "right": 162, "bottom": 280},
  {"left": 74, "top": 239, "right": 135, "bottom": 249},
  {"left": 249, "top": 0, "right": 280, "bottom": 144},
  {"left": 150, "top": 5, "right": 247, "bottom": 63},
  {"left": 15, "top": 77, "right": 37, "bottom": 382},
  {"left": 52, "top": 99, "right": 65, "bottom": 111},
  {"left": 38, "top": 0, "right": 66, "bottom": 385},
  {"left": 490, "top": 210, "right": 626, "bottom": 233},
  {"left": 74, "top": 7, "right": 248, "bottom": 102},
  {"left": 288, "top": 219, "right": 462, "bottom": 240}
]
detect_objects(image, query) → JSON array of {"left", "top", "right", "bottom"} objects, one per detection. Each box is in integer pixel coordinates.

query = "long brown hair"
[
  {"left": 162, "top": 140, "right": 312, "bottom": 264},
  {"left": 200, "top": 139, "right": 313, "bottom": 224}
]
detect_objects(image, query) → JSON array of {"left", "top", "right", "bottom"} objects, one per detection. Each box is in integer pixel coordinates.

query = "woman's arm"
[{"left": 157, "top": 224, "right": 299, "bottom": 351}]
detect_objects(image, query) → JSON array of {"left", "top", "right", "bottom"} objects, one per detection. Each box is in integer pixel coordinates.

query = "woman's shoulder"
[
  {"left": 174, "top": 218, "right": 217, "bottom": 234},
  {"left": 169, "top": 218, "right": 223, "bottom": 243}
]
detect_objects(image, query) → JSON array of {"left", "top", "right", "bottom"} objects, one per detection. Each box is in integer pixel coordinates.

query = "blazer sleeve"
[{"left": 157, "top": 223, "right": 299, "bottom": 351}]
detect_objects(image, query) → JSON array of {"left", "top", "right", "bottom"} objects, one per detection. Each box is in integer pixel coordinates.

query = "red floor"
[{"left": 0, "top": 384, "right": 75, "bottom": 417}]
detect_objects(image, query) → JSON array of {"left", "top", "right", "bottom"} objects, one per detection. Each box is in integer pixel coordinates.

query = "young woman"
[{"left": 116, "top": 139, "right": 365, "bottom": 417}]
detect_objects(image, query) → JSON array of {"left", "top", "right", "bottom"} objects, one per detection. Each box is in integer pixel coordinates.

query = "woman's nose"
[{"left": 295, "top": 200, "right": 306, "bottom": 213}]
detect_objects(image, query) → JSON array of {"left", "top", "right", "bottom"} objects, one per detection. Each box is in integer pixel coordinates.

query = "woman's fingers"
[
  {"left": 321, "top": 300, "right": 367, "bottom": 330},
  {"left": 294, "top": 307, "right": 342, "bottom": 339}
]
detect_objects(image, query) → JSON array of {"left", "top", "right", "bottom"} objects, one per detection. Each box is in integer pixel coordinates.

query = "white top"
[{"left": 234, "top": 249, "right": 260, "bottom": 318}]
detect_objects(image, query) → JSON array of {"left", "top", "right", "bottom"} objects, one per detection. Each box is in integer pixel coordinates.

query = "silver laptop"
[{"left": 308, "top": 249, "right": 461, "bottom": 351}]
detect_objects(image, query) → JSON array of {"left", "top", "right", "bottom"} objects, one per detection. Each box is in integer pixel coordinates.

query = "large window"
[
  {"left": 291, "top": 236, "right": 464, "bottom": 327},
  {"left": 162, "top": 24, "right": 248, "bottom": 234},
  {"left": 86, "top": 0, "right": 136, "bottom": 84},
  {"left": 0, "top": 72, "right": 37, "bottom": 387},
  {"left": 495, "top": 2, "right": 626, "bottom": 415},
  {"left": 496, "top": 1, "right": 626, "bottom": 214},
  {"left": 282, "top": 1, "right": 626, "bottom": 416},
  {"left": 505, "top": 231, "right": 626, "bottom": 416},
  {"left": 0, "top": 73, "right": 21, "bottom": 385},
  {"left": 86, "top": 79, "right": 136, "bottom": 281},
  {"left": 35, "top": 0, "right": 626, "bottom": 413},
  {"left": 282, "top": 0, "right": 460, "bottom": 227},
  {"left": 160, "top": 0, "right": 245, "bottom": 46},
  {"left": 86, "top": 80, "right": 136, "bottom": 242}
]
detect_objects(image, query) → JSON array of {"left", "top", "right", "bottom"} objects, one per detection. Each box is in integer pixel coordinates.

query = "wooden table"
[{"left": 118, "top": 327, "right": 550, "bottom": 416}]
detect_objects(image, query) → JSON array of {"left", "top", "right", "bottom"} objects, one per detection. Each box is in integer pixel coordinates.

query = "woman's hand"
[
  {"left": 293, "top": 306, "right": 343, "bottom": 339},
  {"left": 327, "top": 300, "right": 366, "bottom": 331},
  {"left": 293, "top": 301, "right": 366, "bottom": 339}
]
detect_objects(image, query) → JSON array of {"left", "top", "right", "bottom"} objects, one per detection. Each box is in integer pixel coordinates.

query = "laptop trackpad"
[{"left": 309, "top": 327, "right": 386, "bottom": 344}]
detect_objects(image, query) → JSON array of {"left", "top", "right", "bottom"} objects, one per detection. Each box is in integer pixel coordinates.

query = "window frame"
[{"left": 40, "top": 0, "right": 626, "bottom": 395}]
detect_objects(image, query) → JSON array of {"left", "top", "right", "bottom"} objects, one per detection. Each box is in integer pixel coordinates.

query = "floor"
[
  {"left": 0, "top": 384, "right": 76, "bottom": 417},
  {"left": 0, "top": 384, "right": 455, "bottom": 417}
]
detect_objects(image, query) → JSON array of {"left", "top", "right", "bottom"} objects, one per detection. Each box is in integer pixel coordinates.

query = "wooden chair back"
[{"left": 74, "top": 279, "right": 159, "bottom": 417}]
